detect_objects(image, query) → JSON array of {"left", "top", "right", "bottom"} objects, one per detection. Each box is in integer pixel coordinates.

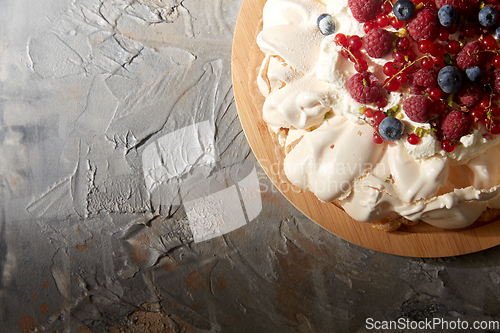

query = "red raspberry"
[
  {"left": 403, "top": 95, "right": 432, "bottom": 123},
  {"left": 455, "top": 83, "right": 483, "bottom": 108},
  {"left": 410, "top": 68, "right": 438, "bottom": 88},
  {"left": 407, "top": 8, "right": 439, "bottom": 42},
  {"left": 494, "top": 69, "right": 500, "bottom": 95},
  {"left": 348, "top": 0, "right": 381, "bottom": 23},
  {"left": 456, "top": 41, "right": 486, "bottom": 71},
  {"left": 348, "top": 72, "right": 381, "bottom": 104},
  {"left": 364, "top": 28, "right": 393, "bottom": 58},
  {"left": 441, "top": 110, "right": 471, "bottom": 141},
  {"left": 435, "top": 0, "right": 461, "bottom": 10}
]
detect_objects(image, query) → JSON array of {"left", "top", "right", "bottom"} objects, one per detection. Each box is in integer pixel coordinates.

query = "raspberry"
[
  {"left": 494, "top": 69, "right": 500, "bottom": 95},
  {"left": 410, "top": 68, "right": 438, "bottom": 88},
  {"left": 455, "top": 83, "right": 483, "bottom": 108},
  {"left": 407, "top": 8, "right": 439, "bottom": 42},
  {"left": 403, "top": 95, "right": 432, "bottom": 123},
  {"left": 456, "top": 41, "right": 486, "bottom": 71},
  {"left": 441, "top": 110, "right": 471, "bottom": 141},
  {"left": 348, "top": 0, "right": 381, "bottom": 23},
  {"left": 348, "top": 72, "right": 381, "bottom": 104},
  {"left": 435, "top": 0, "right": 461, "bottom": 10},
  {"left": 364, "top": 28, "right": 393, "bottom": 58}
]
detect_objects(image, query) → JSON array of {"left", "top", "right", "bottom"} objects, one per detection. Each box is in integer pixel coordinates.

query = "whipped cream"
[{"left": 256, "top": 0, "right": 500, "bottom": 228}]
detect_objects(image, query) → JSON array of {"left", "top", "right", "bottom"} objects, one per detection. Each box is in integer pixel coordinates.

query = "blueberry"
[
  {"left": 378, "top": 117, "right": 404, "bottom": 141},
  {"left": 465, "top": 66, "right": 482, "bottom": 82},
  {"left": 438, "top": 66, "right": 462, "bottom": 94},
  {"left": 496, "top": 27, "right": 500, "bottom": 39},
  {"left": 438, "top": 5, "right": 458, "bottom": 27},
  {"left": 393, "top": 0, "right": 415, "bottom": 21},
  {"left": 479, "top": 6, "right": 498, "bottom": 27},
  {"left": 317, "top": 14, "right": 336, "bottom": 36}
]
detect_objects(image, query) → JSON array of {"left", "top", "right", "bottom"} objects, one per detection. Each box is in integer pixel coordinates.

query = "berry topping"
[
  {"left": 438, "top": 5, "right": 458, "bottom": 27},
  {"left": 378, "top": 117, "right": 405, "bottom": 141},
  {"left": 479, "top": 6, "right": 498, "bottom": 27},
  {"left": 348, "top": 0, "right": 381, "bottom": 23},
  {"left": 364, "top": 28, "right": 393, "bottom": 58},
  {"left": 407, "top": 8, "right": 439, "bottom": 42},
  {"left": 456, "top": 41, "right": 486, "bottom": 70},
  {"left": 348, "top": 72, "right": 381, "bottom": 104},
  {"left": 441, "top": 110, "right": 471, "bottom": 141},
  {"left": 317, "top": 14, "right": 336, "bottom": 36},
  {"left": 393, "top": 0, "right": 415, "bottom": 21},
  {"left": 438, "top": 66, "right": 462, "bottom": 93},
  {"left": 403, "top": 95, "right": 432, "bottom": 123},
  {"left": 465, "top": 66, "right": 482, "bottom": 82}
]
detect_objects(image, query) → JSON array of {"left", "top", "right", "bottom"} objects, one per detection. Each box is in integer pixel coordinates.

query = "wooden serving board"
[{"left": 231, "top": 0, "right": 500, "bottom": 257}]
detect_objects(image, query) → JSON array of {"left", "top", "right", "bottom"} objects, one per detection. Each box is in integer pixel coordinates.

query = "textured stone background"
[{"left": 2, "top": 0, "right": 500, "bottom": 332}]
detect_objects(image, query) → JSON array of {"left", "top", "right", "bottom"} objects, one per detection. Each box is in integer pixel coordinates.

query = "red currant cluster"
[{"left": 334, "top": 34, "right": 368, "bottom": 73}]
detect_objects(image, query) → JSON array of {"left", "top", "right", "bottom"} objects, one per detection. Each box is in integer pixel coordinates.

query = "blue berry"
[
  {"left": 438, "top": 5, "right": 458, "bottom": 27},
  {"left": 465, "top": 66, "right": 482, "bottom": 82},
  {"left": 378, "top": 117, "right": 404, "bottom": 141},
  {"left": 438, "top": 66, "right": 462, "bottom": 94},
  {"left": 479, "top": 6, "right": 498, "bottom": 27},
  {"left": 317, "top": 14, "right": 336, "bottom": 36},
  {"left": 496, "top": 27, "right": 500, "bottom": 39},
  {"left": 393, "top": 0, "right": 415, "bottom": 21}
]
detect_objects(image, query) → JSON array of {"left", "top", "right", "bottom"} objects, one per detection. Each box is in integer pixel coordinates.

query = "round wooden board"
[{"left": 231, "top": 0, "right": 500, "bottom": 257}]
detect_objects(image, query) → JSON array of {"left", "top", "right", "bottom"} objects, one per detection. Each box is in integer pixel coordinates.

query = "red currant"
[
  {"left": 491, "top": 105, "right": 500, "bottom": 117},
  {"left": 470, "top": 107, "right": 485, "bottom": 120},
  {"left": 429, "top": 87, "right": 442, "bottom": 100},
  {"left": 391, "top": 17, "right": 405, "bottom": 29},
  {"left": 383, "top": 62, "right": 399, "bottom": 76},
  {"left": 431, "top": 43, "right": 444, "bottom": 57},
  {"left": 407, "top": 133, "right": 421, "bottom": 145},
  {"left": 445, "top": 40, "right": 461, "bottom": 54},
  {"left": 393, "top": 51, "right": 407, "bottom": 63},
  {"left": 382, "top": 2, "right": 392, "bottom": 14},
  {"left": 335, "top": 33, "right": 348, "bottom": 47},
  {"left": 375, "top": 96, "right": 388, "bottom": 108},
  {"left": 373, "top": 111, "right": 387, "bottom": 124},
  {"left": 376, "top": 14, "right": 390, "bottom": 27},
  {"left": 481, "top": 36, "right": 498, "bottom": 50},
  {"left": 363, "top": 21, "right": 378, "bottom": 33},
  {"left": 396, "top": 73, "right": 408, "bottom": 85},
  {"left": 397, "top": 37, "right": 411, "bottom": 51},
  {"left": 493, "top": 55, "right": 500, "bottom": 68},
  {"left": 373, "top": 132, "right": 384, "bottom": 144},
  {"left": 348, "top": 35, "right": 362, "bottom": 50},
  {"left": 479, "top": 99, "right": 490, "bottom": 109},
  {"left": 421, "top": 57, "right": 434, "bottom": 70},
  {"left": 354, "top": 59, "right": 369, "bottom": 72},
  {"left": 384, "top": 77, "right": 400, "bottom": 92},
  {"left": 364, "top": 107, "right": 375, "bottom": 118},
  {"left": 437, "top": 28, "right": 449, "bottom": 41},
  {"left": 442, "top": 140, "right": 456, "bottom": 152},
  {"left": 491, "top": 122, "right": 500, "bottom": 134},
  {"left": 418, "top": 40, "right": 434, "bottom": 54}
]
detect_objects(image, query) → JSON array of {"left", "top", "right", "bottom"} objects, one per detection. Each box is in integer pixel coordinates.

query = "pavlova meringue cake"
[{"left": 256, "top": 0, "right": 500, "bottom": 229}]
